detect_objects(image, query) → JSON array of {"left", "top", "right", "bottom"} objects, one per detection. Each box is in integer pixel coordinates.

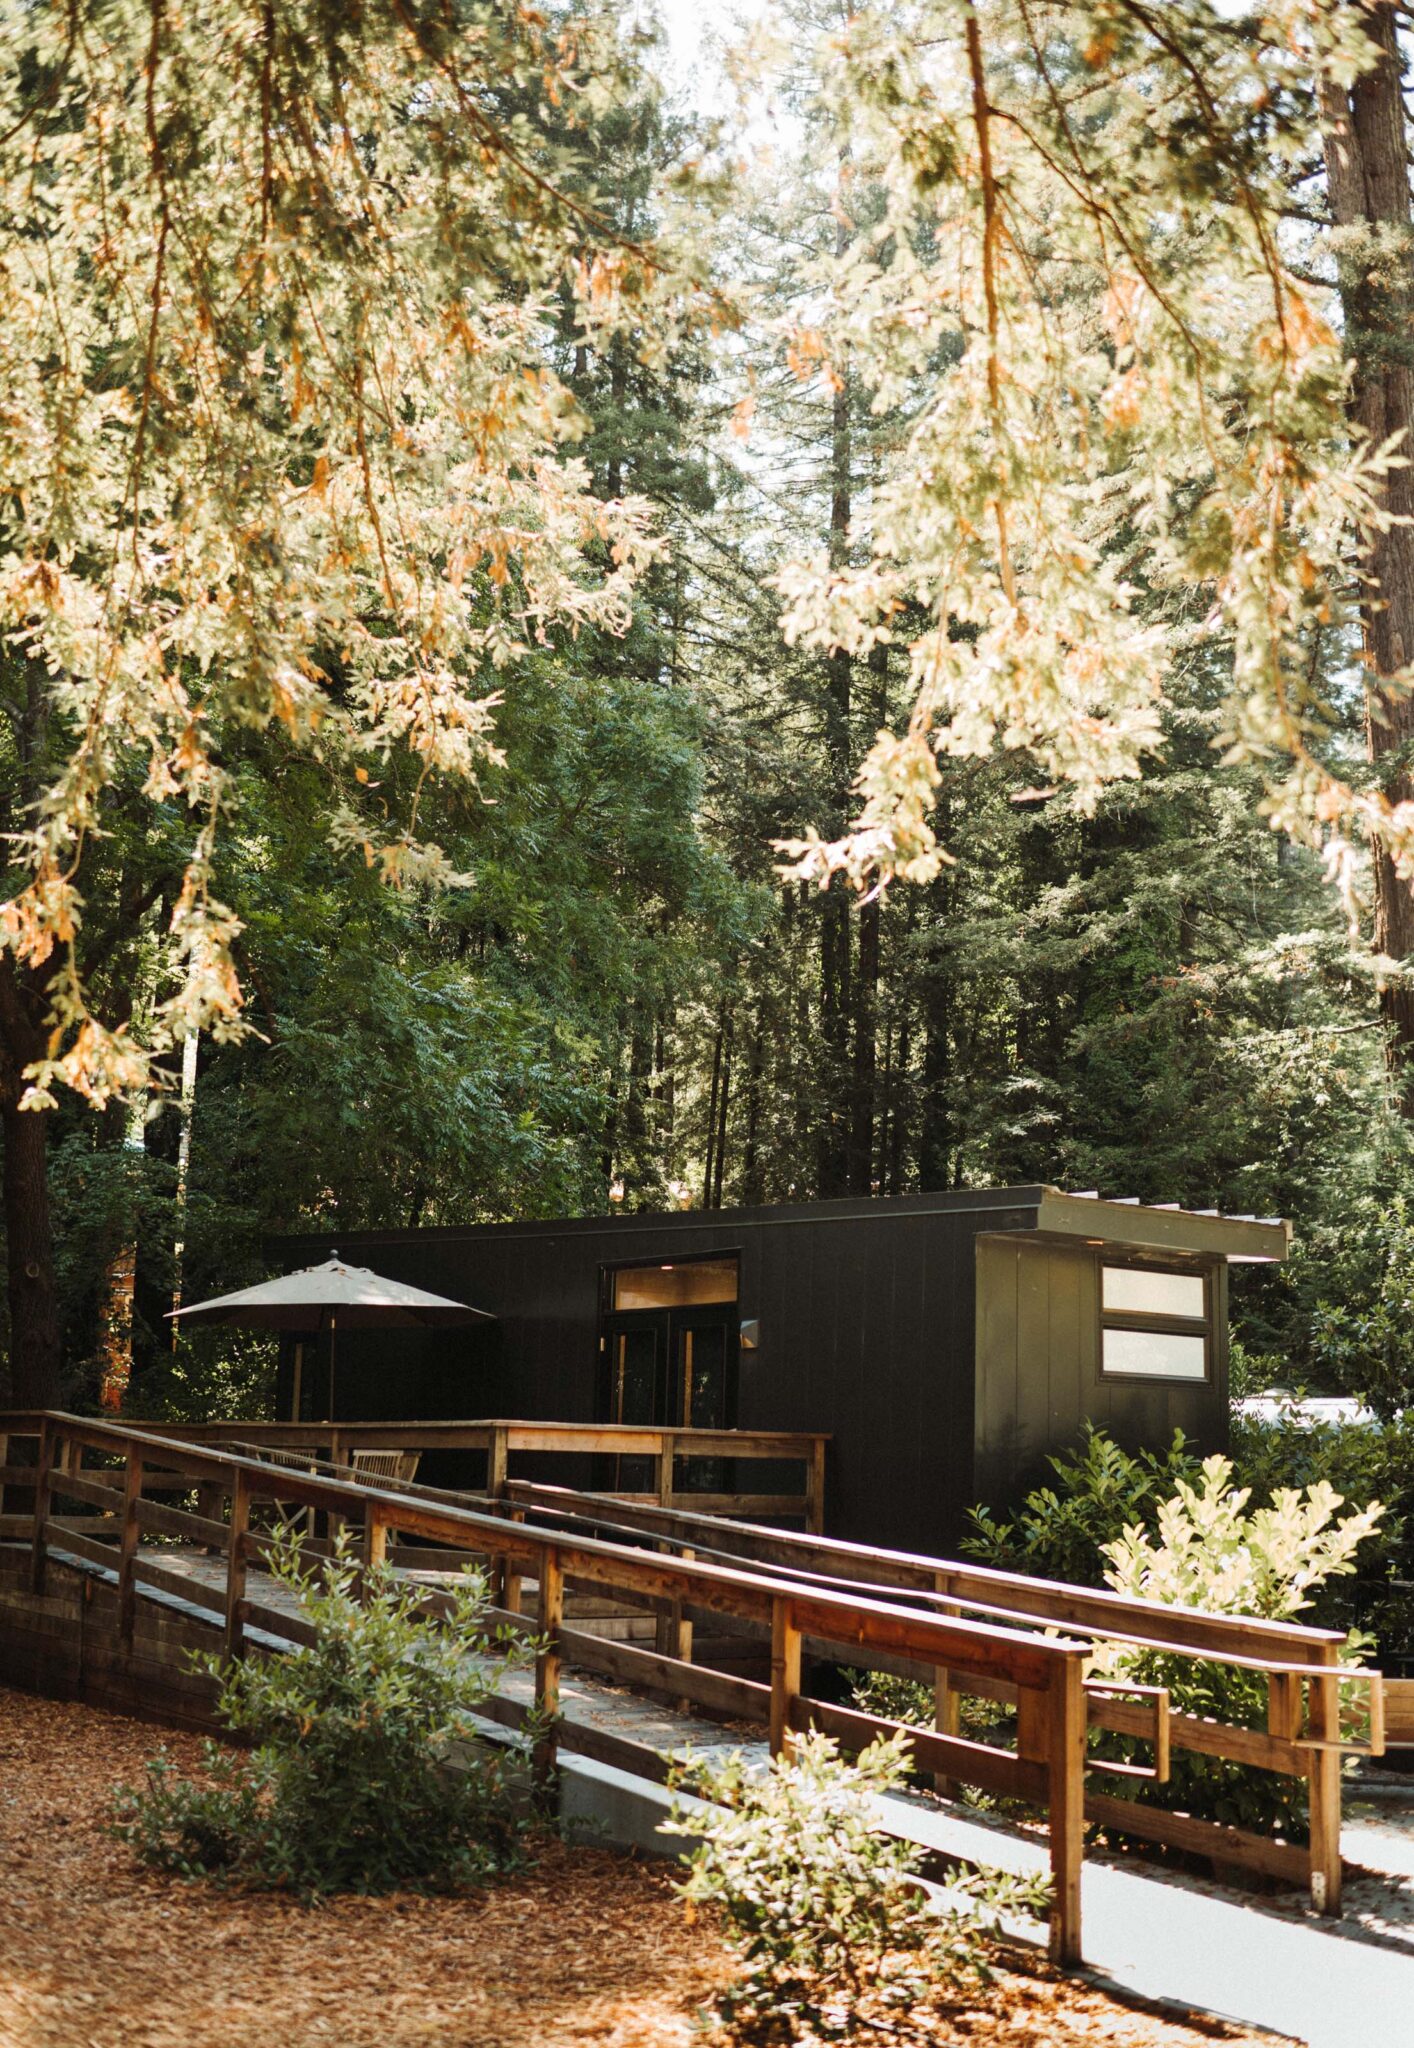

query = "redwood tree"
[{"left": 1320, "top": 2, "right": 1414, "bottom": 1101}]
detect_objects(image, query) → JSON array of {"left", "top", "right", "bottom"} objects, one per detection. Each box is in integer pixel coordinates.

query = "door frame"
[{"left": 595, "top": 1251, "right": 742, "bottom": 1433}]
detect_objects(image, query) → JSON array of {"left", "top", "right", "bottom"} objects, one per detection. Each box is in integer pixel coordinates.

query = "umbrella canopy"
[{"left": 168, "top": 1254, "right": 494, "bottom": 1331}]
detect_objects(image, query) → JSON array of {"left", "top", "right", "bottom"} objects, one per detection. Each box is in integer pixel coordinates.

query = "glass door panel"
[
  {"left": 603, "top": 1311, "right": 667, "bottom": 1493},
  {"left": 675, "top": 1312, "right": 732, "bottom": 1494}
]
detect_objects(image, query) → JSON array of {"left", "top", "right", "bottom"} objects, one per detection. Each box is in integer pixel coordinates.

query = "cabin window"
[
  {"left": 610, "top": 1257, "right": 739, "bottom": 1311},
  {"left": 1100, "top": 1262, "right": 1209, "bottom": 1381}
]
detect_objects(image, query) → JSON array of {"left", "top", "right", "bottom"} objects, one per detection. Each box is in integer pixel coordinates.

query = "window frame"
[
  {"left": 1098, "top": 1256, "right": 1212, "bottom": 1385},
  {"left": 600, "top": 1250, "right": 741, "bottom": 1315}
]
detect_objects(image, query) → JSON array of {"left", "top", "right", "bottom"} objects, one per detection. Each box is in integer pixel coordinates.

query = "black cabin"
[{"left": 273, "top": 1186, "right": 1288, "bottom": 1555}]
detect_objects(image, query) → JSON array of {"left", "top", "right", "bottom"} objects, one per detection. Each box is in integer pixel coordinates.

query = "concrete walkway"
[{"left": 93, "top": 1547, "right": 1414, "bottom": 2047}]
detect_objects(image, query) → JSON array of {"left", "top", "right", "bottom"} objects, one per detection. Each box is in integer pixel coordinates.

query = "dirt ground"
[{"left": 0, "top": 1685, "right": 1287, "bottom": 2048}]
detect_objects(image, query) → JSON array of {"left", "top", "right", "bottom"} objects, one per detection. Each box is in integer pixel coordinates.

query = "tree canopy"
[{"left": 4, "top": 0, "right": 1414, "bottom": 1418}]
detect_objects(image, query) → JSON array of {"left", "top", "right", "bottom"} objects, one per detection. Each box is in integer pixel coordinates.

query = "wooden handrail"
[
  {"left": 491, "top": 1477, "right": 1382, "bottom": 1921},
  {"left": 496, "top": 1480, "right": 1345, "bottom": 1665},
  {"left": 17, "top": 1408, "right": 1389, "bottom": 1941},
  {"left": 0, "top": 1412, "right": 830, "bottom": 1533},
  {"left": 16, "top": 1410, "right": 1083, "bottom": 1964}
]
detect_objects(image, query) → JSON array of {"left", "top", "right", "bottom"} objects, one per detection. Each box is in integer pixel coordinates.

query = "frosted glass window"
[
  {"left": 1102, "top": 1327, "right": 1207, "bottom": 1380},
  {"left": 1102, "top": 1266, "right": 1205, "bottom": 1320},
  {"left": 612, "top": 1258, "right": 738, "bottom": 1310}
]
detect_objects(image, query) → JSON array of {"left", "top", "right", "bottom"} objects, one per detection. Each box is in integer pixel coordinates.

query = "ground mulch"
[{"left": 0, "top": 1685, "right": 1285, "bottom": 2048}]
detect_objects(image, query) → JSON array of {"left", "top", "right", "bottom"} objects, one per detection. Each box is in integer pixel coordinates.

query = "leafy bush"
[
  {"left": 1300, "top": 1195, "right": 1414, "bottom": 1420},
  {"left": 112, "top": 1533, "right": 539, "bottom": 1895},
  {"left": 962, "top": 1436, "right": 1387, "bottom": 1843},
  {"left": 667, "top": 1731, "right": 1049, "bottom": 2041},
  {"left": 1230, "top": 1401, "right": 1414, "bottom": 1658},
  {"left": 845, "top": 1667, "right": 1011, "bottom": 1743},
  {"left": 1093, "top": 1456, "right": 1382, "bottom": 1840},
  {"left": 962, "top": 1425, "right": 1204, "bottom": 1587}
]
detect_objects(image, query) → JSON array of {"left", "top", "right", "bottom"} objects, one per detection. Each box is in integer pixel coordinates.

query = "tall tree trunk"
[
  {"left": 712, "top": 1010, "right": 733, "bottom": 1211},
  {"left": 847, "top": 644, "right": 887, "bottom": 1194},
  {"left": 702, "top": 1017, "right": 723, "bottom": 1210},
  {"left": 740, "top": 1006, "right": 766, "bottom": 1206},
  {"left": 818, "top": 203, "right": 854, "bottom": 1195},
  {"left": 0, "top": 960, "right": 61, "bottom": 1407},
  {"left": 1321, "top": 5, "right": 1414, "bottom": 1100}
]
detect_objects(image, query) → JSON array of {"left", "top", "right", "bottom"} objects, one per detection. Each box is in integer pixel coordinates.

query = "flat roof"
[
  {"left": 1033, "top": 1189, "right": 1288, "bottom": 1264},
  {"left": 276, "top": 1185, "right": 1288, "bottom": 1264}
]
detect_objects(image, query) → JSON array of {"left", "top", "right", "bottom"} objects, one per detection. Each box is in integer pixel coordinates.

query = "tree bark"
[
  {"left": 847, "top": 644, "right": 887, "bottom": 1194},
  {"left": 0, "top": 958, "right": 61, "bottom": 1407},
  {"left": 818, "top": 202, "right": 854, "bottom": 1196},
  {"left": 1320, "top": 4, "right": 1414, "bottom": 1098}
]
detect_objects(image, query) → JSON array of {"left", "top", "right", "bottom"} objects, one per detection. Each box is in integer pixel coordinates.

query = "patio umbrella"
[{"left": 168, "top": 1254, "right": 494, "bottom": 1420}]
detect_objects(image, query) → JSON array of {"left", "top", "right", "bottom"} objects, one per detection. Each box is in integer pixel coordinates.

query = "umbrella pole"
[
  {"left": 291, "top": 1340, "right": 303, "bottom": 1424},
  {"left": 328, "top": 1307, "right": 337, "bottom": 1426}
]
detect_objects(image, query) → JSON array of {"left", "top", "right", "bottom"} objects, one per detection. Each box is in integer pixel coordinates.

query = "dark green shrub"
[
  {"left": 112, "top": 1533, "right": 539, "bottom": 1895},
  {"left": 1303, "top": 1194, "right": 1414, "bottom": 1420},
  {"left": 667, "top": 1731, "right": 1049, "bottom": 2041},
  {"left": 962, "top": 1424, "right": 1204, "bottom": 1587},
  {"left": 1230, "top": 1401, "right": 1414, "bottom": 1657}
]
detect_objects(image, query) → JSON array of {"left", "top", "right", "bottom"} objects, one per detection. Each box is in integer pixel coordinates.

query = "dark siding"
[
  {"left": 274, "top": 1191, "right": 1038, "bottom": 1552},
  {"left": 270, "top": 1188, "right": 1237, "bottom": 1552},
  {"left": 974, "top": 1235, "right": 1229, "bottom": 1515}
]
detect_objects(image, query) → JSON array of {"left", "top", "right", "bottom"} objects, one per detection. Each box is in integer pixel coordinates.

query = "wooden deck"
[{"left": 0, "top": 1409, "right": 1396, "bottom": 1970}]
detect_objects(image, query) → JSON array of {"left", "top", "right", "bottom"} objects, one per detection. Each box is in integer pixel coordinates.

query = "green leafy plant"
[
  {"left": 962, "top": 1425, "right": 1205, "bottom": 1588},
  {"left": 1306, "top": 1195, "right": 1414, "bottom": 1420},
  {"left": 1093, "top": 1457, "right": 1383, "bottom": 1840},
  {"left": 666, "top": 1731, "right": 1049, "bottom": 2041},
  {"left": 112, "top": 1532, "right": 540, "bottom": 1895},
  {"left": 1230, "top": 1400, "right": 1414, "bottom": 1657}
]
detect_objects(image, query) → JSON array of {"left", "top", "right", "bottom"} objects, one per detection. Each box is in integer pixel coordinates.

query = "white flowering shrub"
[{"left": 1094, "top": 1457, "right": 1383, "bottom": 1840}]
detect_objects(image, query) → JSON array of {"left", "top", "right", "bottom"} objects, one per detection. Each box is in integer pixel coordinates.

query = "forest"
[{"left": 3, "top": 0, "right": 1414, "bottom": 1425}]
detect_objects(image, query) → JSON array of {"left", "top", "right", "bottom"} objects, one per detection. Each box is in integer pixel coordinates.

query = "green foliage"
[
  {"left": 1304, "top": 1195, "right": 1414, "bottom": 1419},
  {"left": 1229, "top": 1402, "right": 1414, "bottom": 1658},
  {"left": 667, "top": 1732, "right": 1048, "bottom": 2041},
  {"left": 112, "top": 1534, "right": 538, "bottom": 1895},
  {"left": 1093, "top": 1457, "right": 1383, "bottom": 1841},
  {"left": 966, "top": 1433, "right": 1387, "bottom": 1840},
  {"left": 962, "top": 1425, "right": 1205, "bottom": 1588},
  {"left": 844, "top": 1667, "right": 1010, "bottom": 1747}
]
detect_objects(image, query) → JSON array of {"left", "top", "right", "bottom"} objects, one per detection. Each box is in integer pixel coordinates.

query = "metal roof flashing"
[{"left": 1035, "top": 1188, "right": 1290, "bottom": 1264}]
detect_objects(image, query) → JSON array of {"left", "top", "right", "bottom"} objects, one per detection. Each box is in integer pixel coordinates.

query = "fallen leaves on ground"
[{"left": 0, "top": 1685, "right": 1281, "bottom": 2048}]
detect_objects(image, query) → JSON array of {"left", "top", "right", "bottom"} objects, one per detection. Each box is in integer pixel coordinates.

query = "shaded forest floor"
[{"left": 0, "top": 1685, "right": 1286, "bottom": 2047}]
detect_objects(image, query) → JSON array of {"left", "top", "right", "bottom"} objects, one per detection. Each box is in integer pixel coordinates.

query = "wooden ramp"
[{"left": 0, "top": 1410, "right": 1395, "bottom": 1970}]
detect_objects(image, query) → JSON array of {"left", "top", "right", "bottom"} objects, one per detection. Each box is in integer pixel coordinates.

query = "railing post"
[
  {"left": 1308, "top": 1653, "right": 1342, "bottom": 1915},
  {"left": 1268, "top": 1670, "right": 1301, "bottom": 1742},
  {"left": 118, "top": 1446, "right": 144, "bottom": 1646},
  {"left": 224, "top": 1470, "right": 251, "bottom": 1659},
  {"left": 1045, "top": 1657, "right": 1085, "bottom": 1967},
  {"left": 503, "top": 1505, "right": 524, "bottom": 1617},
  {"left": 29, "top": 1418, "right": 55, "bottom": 1595},
  {"left": 361, "top": 1505, "right": 387, "bottom": 1576},
  {"left": 534, "top": 1544, "right": 564, "bottom": 1785},
  {"left": 325, "top": 1431, "right": 344, "bottom": 1545},
  {"left": 487, "top": 1426, "right": 509, "bottom": 1502},
  {"left": 806, "top": 1437, "right": 827, "bottom": 1534},
  {"left": 657, "top": 1431, "right": 675, "bottom": 1509},
  {"left": 769, "top": 1595, "right": 802, "bottom": 1759},
  {"left": 932, "top": 1580, "right": 961, "bottom": 1796}
]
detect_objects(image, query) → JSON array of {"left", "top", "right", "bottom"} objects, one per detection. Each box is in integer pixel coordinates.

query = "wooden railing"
[
  {"left": 10, "top": 1411, "right": 1087, "bottom": 1963},
  {"left": 1386, "top": 1677, "right": 1414, "bottom": 1749},
  {"left": 0, "top": 1414, "right": 828, "bottom": 1534},
  {"left": 487, "top": 1480, "right": 1388, "bottom": 1918}
]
